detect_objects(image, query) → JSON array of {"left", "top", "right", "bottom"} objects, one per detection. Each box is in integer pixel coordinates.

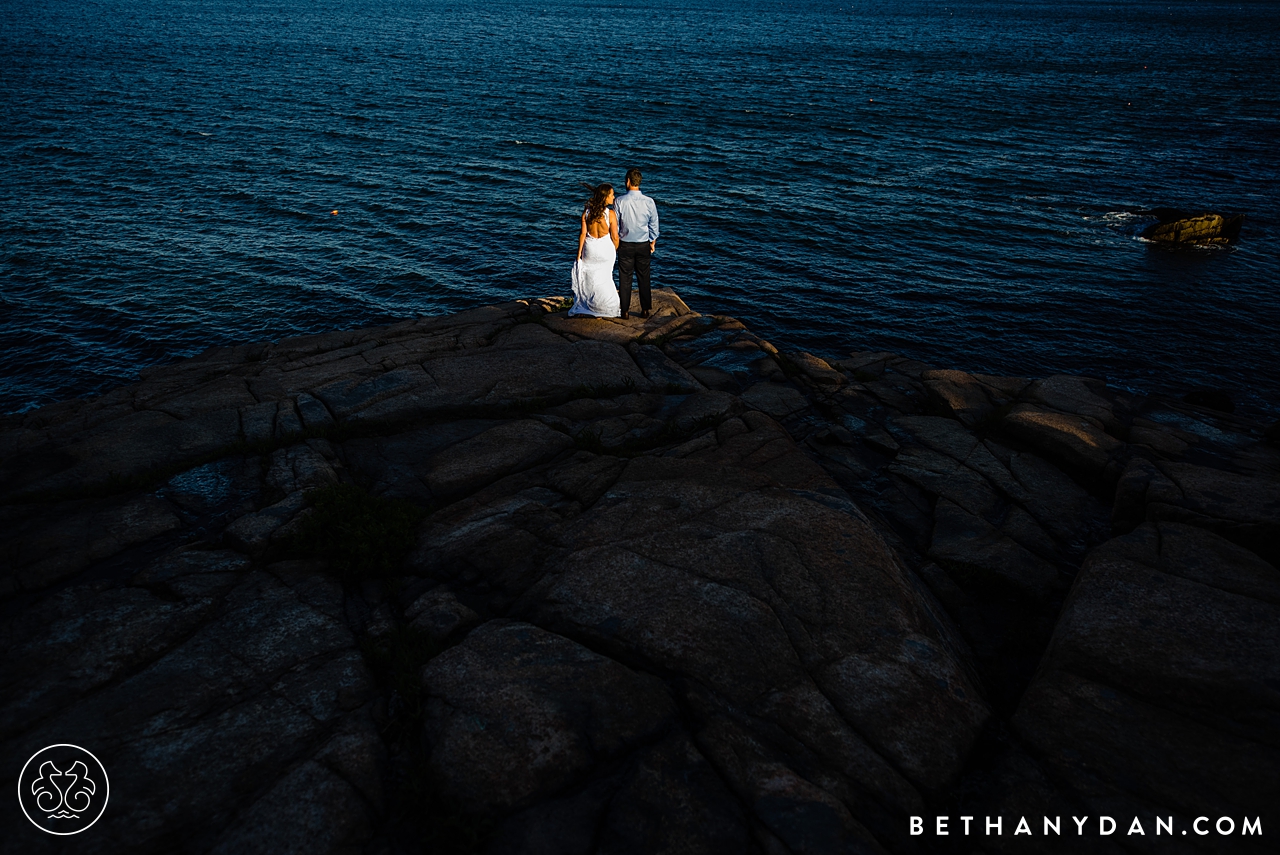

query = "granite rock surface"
[{"left": 2, "top": 290, "right": 1275, "bottom": 853}]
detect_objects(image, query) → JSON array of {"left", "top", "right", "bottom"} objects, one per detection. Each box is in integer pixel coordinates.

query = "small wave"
[
  {"left": 32, "top": 145, "right": 91, "bottom": 157},
  {"left": 1137, "top": 237, "right": 1233, "bottom": 252},
  {"left": 1083, "top": 211, "right": 1152, "bottom": 225},
  {"left": 1144, "top": 410, "right": 1242, "bottom": 445}
]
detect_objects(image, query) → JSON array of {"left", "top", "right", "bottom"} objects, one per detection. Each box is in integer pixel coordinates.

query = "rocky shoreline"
[{"left": 2, "top": 290, "right": 1276, "bottom": 854}]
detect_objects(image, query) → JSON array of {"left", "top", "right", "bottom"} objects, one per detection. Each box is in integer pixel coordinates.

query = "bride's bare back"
[
  {"left": 577, "top": 186, "right": 619, "bottom": 259},
  {"left": 586, "top": 210, "right": 612, "bottom": 238}
]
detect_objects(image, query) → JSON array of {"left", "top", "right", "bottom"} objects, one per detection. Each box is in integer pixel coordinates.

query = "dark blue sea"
[{"left": 3, "top": 0, "right": 1278, "bottom": 416}]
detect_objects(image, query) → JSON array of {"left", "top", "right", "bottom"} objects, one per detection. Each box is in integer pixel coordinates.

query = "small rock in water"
[{"left": 1140, "top": 211, "right": 1244, "bottom": 245}]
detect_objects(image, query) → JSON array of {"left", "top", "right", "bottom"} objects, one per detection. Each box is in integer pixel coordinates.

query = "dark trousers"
[{"left": 617, "top": 241, "right": 652, "bottom": 315}]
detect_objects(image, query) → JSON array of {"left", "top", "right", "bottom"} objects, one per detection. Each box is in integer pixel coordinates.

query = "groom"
[{"left": 613, "top": 168, "right": 659, "bottom": 320}]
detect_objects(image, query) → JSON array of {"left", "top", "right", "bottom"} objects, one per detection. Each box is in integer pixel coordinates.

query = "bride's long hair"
[{"left": 581, "top": 182, "right": 613, "bottom": 227}]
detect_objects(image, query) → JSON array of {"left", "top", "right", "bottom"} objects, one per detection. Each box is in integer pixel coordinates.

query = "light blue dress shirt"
[{"left": 614, "top": 189, "right": 659, "bottom": 243}]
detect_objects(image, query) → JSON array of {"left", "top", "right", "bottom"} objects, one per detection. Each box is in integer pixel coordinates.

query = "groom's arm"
[{"left": 648, "top": 199, "right": 659, "bottom": 252}]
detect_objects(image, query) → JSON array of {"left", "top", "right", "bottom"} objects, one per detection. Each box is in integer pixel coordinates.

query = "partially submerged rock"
[{"left": 1140, "top": 211, "right": 1245, "bottom": 246}]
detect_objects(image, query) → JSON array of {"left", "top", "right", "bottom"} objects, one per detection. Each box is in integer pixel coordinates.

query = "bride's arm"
[
  {"left": 577, "top": 212, "right": 587, "bottom": 260},
  {"left": 609, "top": 209, "right": 619, "bottom": 249}
]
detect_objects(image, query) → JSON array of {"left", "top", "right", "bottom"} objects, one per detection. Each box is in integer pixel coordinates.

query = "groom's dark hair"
[{"left": 625, "top": 168, "right": 642, "bottom": 188}]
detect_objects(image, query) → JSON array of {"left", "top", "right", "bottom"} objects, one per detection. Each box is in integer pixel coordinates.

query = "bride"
[{"left": 568, "top": 183, "right": 621, "bottom": 318}]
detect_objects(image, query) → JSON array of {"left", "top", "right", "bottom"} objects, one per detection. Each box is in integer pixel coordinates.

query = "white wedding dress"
[{"left": 568, "top": 209, "right": 620, "bottom": 318}]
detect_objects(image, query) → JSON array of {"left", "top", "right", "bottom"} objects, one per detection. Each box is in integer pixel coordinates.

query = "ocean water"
[{"left": 3, "top": 0, "right": 1278, "bottom": 416}]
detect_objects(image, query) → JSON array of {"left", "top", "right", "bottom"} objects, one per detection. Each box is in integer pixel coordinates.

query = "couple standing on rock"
[{"left": 568, "top": 167, "right": 660, "bottom": 320}]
